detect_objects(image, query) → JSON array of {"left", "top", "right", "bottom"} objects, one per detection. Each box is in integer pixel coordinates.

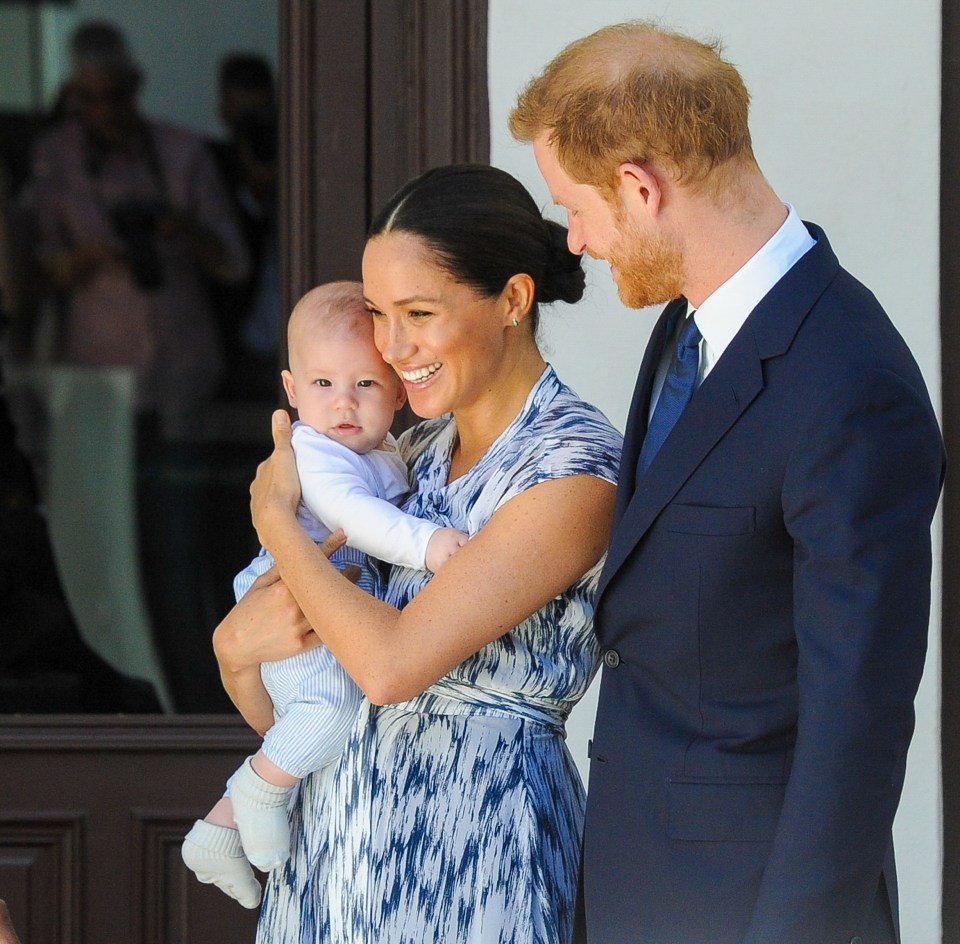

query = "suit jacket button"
[{"left": 603, "top": 649, "right": 621, "bottom": 668}]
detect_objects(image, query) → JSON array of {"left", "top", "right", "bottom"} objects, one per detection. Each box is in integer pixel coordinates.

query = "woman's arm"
[
  {"left": 253, "top": 411, "right": 616, "bottom": 705},
  {"left": 213, "top": 532, "right": 350, "bottom": 734}
]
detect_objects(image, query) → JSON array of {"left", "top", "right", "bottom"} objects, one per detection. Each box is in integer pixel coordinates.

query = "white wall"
[{"left": 489, "top": 3, "right": 942, "bottom": 941}]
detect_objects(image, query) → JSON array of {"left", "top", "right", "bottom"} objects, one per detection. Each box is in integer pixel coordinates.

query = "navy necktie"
[{"left": 637, "top": 314, "right": 702, "bottom": 476}]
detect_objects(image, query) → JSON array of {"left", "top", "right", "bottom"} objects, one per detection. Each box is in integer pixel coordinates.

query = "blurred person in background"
[
  {"left": 209, "top": 52, "right": 279, "bottom": 401},
  {"left": 26, "top": 20, "right": 250, "bottom": 711}
]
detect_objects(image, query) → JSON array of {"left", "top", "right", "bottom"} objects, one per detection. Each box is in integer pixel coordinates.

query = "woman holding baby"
[{"left": 214, "top": 164, "right": 621, "bottom": 944}]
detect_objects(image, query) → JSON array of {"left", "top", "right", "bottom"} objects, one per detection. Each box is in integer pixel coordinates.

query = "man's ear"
[
  {"left": 281, "top": 369, "right": 298, "bottom": 408},
  {"left": 618, "top": 161, "right": 663, "bottom": 218}
]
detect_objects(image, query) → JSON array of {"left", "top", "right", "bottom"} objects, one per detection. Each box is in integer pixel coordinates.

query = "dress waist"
[{"left": 378, "top": 682, "right": 570, "bottom": 735}]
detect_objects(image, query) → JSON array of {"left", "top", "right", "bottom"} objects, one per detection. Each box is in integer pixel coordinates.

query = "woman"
[{"left": 214, "top": 165, "right": 622, "bottom": 943}]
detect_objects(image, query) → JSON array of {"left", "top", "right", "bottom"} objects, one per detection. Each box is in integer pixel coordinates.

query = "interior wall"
[{"left": 488, "top": 3, "right": 942, "bottom": 941}]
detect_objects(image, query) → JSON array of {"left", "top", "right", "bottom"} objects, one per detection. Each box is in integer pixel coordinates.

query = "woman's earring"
[{"left": 512, "top": 318, "right": 519, "bottom": 327}]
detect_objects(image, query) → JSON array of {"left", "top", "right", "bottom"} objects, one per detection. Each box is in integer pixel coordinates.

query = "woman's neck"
[{"left": 448, "top": 350, "right": 546, "bottom": 481}]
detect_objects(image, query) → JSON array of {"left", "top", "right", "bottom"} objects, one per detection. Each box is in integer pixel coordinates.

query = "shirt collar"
[{"left": 692, "top": 204, "right": 816, "bottom": 366}]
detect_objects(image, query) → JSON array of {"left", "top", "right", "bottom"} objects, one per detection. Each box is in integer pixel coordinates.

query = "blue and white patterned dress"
[{"left": 257, "top": 366, "right": 622, "bottom": 944}]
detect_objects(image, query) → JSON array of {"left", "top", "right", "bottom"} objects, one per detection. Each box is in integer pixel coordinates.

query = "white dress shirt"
[{"left": 650, "top": 205, "right": 815, "bottom": 416}]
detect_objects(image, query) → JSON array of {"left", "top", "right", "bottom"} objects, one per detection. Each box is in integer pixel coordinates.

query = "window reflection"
[{"left": 0, "top": 5, "right": 278, "bottom": 713}]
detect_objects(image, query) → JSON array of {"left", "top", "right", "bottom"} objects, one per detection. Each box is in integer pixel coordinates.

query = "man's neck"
[{"left": 678, "top": 173, "right": 787, "bottom": 308}]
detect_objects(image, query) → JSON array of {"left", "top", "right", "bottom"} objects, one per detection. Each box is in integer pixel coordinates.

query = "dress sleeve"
[{"left": 499, "top": 401, "right": 622, "bottom": 504}]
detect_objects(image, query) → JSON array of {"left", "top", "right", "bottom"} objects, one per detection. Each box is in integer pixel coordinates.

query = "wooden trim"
[
  {"left": 0, "top": 715, "right": 259, "bottom": 752},
  {"left": 943, "top": 3, "right": 959, "bottom": 941}
]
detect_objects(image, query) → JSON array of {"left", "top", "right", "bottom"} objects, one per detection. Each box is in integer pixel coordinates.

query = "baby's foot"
[{"left": 181, "top": 820, "right": 261, "bottom": 909}]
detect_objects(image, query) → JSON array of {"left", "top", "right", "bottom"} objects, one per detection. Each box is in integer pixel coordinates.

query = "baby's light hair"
[{"left": 287, "top": 281, "right": 372, "bottom": 362}]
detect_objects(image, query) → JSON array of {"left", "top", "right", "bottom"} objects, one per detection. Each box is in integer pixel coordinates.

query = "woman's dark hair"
[{"left": 367, "top": 164, "right": 585, "bottom": 333}]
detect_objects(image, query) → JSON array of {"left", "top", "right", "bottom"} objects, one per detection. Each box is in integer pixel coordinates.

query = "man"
[{"left": 511, "top": 21, "right": 945, "bottom": 944}]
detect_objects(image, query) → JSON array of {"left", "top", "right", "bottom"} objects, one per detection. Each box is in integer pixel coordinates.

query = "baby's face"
[{"left": 283, "top": 327, "right": 405, "bottom": 454}]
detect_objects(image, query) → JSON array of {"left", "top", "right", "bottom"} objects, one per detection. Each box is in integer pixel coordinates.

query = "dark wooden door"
[{"left": 0, "top": 718, "right": 260, "bottom": 944}]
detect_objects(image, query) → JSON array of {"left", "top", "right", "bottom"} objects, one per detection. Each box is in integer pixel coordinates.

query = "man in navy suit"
[{"left": 511, "top": 20, "right": 945, "bottom": 944}]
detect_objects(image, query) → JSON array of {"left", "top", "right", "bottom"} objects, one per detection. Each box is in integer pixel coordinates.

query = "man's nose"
[{"left": 566, "top": 214, "right": 586, "bottom": 255}]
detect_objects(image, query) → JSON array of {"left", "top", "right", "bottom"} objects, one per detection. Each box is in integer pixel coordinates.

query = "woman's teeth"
[{"left": 402, "top": 362, "right": 441, "bottom": 382}]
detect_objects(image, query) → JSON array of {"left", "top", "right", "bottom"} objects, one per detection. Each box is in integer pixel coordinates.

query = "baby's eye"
[
  {"left": 357, "top": 380, "right": 377, "bottom": 388},
  {"left": 314, "top": 378, "right": 332, "bottom": 387}
]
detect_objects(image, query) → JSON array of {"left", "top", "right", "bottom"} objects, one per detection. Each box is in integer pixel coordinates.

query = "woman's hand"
[
  {"left": 213, "top": 531, "right": 349, "bottom": 733},
  {"left": 0, "top": 900, "right": 22, "bottom": 944},
  {"left": 214, "top": 566, "right": 317, "bottom": 673},
  {"left": 250, "top": 410, "right": 303, "bottom": 552}
]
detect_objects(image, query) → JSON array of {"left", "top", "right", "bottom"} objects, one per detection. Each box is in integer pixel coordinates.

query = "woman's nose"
[{"left": 376, "top": 320, "right": 415, "bottom": 364}]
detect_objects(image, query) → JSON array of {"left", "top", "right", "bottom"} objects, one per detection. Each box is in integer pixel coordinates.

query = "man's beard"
[{"left": 606, "top": 219, "right": 684, "bottom": 310}]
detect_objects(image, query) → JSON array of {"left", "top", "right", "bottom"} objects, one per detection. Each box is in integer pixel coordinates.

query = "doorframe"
[
  {"left": 942, "top": 4, "right": 959, "bottom": 941},
  {"left": 277, "top": 0, "right": 489, "bottom": 366}
]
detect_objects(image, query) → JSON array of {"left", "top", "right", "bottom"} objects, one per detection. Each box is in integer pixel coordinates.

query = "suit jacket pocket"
[
  {"left": 667, "top": 777, "right": 786, "bottom": 842},
  {"left": 660, "top": 504, "right": 756, "bottom": 536}
]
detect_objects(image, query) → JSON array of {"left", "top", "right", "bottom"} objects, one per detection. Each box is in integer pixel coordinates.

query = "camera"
[{"left": 108, "top": 198, "right": 167, "bottom": 290}]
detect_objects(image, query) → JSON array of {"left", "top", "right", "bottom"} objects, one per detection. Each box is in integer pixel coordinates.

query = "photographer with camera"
[
  {"left": 28, "top": 20, "right": 249, "bottom": 412},
  {"left": 24, "top": 21, "right": 250, "bottom": 712}
]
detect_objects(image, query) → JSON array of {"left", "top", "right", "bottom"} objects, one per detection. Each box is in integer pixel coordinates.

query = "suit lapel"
[
  {"left": 613, "top": 300, "right": 686, "bottom": 524},
  {"left": 598, "top": 223, "right": 840, "bottom": 598}
]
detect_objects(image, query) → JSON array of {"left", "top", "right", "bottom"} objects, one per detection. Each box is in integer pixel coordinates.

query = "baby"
[{"left": 181, "top": 281, "right": 466, "bottom": 907}]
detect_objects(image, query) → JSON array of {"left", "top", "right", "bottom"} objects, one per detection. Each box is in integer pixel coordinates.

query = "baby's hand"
[{"left": 425, "top": 527, "right": 468, "bottom": 572}]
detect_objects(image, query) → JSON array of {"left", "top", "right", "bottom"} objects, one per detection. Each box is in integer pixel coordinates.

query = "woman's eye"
[
  {"left": 409, "top": 310, "right": 432, "bottom": 320},
  {"left": 366, "top": 307, "right": 384, "bottom": 318}
]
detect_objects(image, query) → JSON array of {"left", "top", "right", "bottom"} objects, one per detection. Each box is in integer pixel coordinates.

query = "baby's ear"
[
  {"left": 394, "top": 379, "right": 408, "bottom": 410},
  {"left": 281, "top": 369, "right": 297, "bottom": 407}
]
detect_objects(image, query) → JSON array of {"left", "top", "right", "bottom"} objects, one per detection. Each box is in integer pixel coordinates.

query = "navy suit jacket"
[{"left": 582, "top": 225, "right": 945, "bottom": 944}]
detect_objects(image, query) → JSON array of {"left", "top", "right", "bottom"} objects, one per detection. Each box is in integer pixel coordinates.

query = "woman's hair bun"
[{"left": 538, "top": 220, "right": 586, "bottom": 305}]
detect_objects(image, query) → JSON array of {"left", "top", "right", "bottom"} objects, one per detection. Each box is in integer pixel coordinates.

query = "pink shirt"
[{"left": 31, "top": 117, "right": 250, "bottom": 411}]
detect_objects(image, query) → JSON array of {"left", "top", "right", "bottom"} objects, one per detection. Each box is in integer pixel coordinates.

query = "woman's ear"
[
  {"left": 502, "top": 273, "right": 536, "bottom": 328},
  {"left": 281, "top": 369, "right": 298, "bottom": 408}
]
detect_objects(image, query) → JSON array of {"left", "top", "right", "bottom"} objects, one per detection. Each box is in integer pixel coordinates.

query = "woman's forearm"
[
  {"left": 211, "top": 565, "right": 320, "bottom": 734},
  {"left": 264, "top": 512, "right": 404, "bottom": 702},
  {"left": 219, "top": 661, "right": 274, "bottom": 736}
]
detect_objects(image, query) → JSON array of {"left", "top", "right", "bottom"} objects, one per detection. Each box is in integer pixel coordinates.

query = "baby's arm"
[{"left": 297, "top": 433, "right": 467, "bottom": 571}]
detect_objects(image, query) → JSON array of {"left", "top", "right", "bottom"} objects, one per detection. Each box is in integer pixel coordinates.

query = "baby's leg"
[
  {"left": 181, "top": 813, "right": 261, "bottom": 909},
  {"left": 229, "top": 753, "right": 298, "bottom": 870}
]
